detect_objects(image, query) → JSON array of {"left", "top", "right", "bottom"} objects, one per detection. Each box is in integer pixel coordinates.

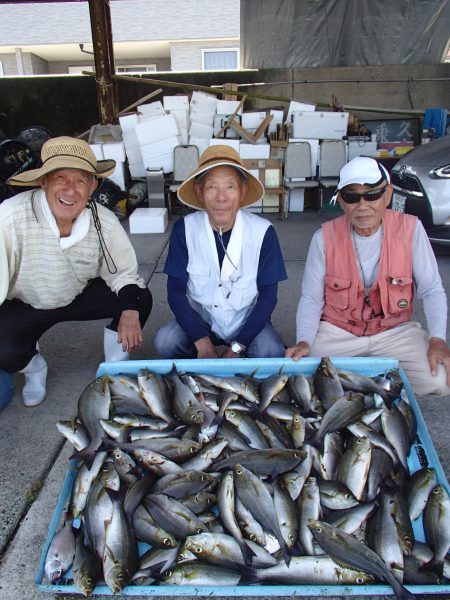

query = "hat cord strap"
[{"left": 88, "top": 199, "right": 118, "bottom": 274}]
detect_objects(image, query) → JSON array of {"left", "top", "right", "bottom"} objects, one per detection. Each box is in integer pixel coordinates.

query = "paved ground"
[{"left": 0, "top": 208, "right": 449, "bottom": 600}]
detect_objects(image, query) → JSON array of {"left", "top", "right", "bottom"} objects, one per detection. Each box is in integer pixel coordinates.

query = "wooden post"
[{"left": 88, "top": 0, "right": 117, "bottom": 124}]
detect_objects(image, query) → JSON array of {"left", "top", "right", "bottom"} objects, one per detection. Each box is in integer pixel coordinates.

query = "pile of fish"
[{"left": 43, "top": 358, "right": 450, "bottom": 598}]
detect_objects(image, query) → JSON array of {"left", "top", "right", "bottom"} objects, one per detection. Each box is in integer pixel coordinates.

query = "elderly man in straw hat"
[
  {"left": 0, "top": 136, "right": 152, "bottom": 408},
  {"left": 153, "top": 145, "right": 287, "bottom": 359},
  {"left": 285, "top": 156, "right": 450, "bottom": 396}
]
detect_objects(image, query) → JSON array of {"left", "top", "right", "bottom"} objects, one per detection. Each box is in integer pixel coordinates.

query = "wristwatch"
[{"left": 230, "top": 341, "right": 246, "bottom": 355}]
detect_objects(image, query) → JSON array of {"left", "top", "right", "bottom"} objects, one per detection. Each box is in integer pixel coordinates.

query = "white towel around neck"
[{"left": 39, "top": 189, "right": 91, "bottom": 249}]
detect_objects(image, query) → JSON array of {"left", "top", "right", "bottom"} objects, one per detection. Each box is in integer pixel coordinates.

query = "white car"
[{"left": 390, "top": 135, "right": 450, "bottom": 245}]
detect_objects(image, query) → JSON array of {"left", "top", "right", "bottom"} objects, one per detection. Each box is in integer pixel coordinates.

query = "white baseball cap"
[{"left": 337, "top": 156, "right": 390, "bottom": 190}]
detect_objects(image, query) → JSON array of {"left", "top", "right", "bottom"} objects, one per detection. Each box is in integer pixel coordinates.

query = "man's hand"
[
  {"left": 428, "top": 337, "right": 450, "bottom": 386},
  {"left": 221, "top": 346, "right": 246, "bottom": 359},
  {"left": 117, "top": 310, "right": 143, "bottom": 352},
  {"left": 285, "top": 341, "right": 311, "bottom": 362},
  {"left": 195, "top": 336, "right": 220, "bottom": 359}
]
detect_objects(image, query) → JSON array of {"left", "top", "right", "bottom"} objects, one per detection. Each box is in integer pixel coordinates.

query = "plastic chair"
[
  {"left": 283, "top": 142, "right": 319, "bottom": 215},
  {"left": 168, "top": 145, "right": 199, "bottom": 215},
  {"left": 318, "top": 140, "right": 347, "bottom": 214}
]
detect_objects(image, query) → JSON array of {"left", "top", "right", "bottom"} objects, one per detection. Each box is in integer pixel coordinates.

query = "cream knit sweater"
[{"left": 0, "top": 189, "right": 145, "bottom": 309}]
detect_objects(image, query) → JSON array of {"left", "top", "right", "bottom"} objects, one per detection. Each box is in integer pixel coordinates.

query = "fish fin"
[
  {"left": 239, "top": 567, "right": 259, "bottom": 584},
  {"left": 70, "top": 446, "right": 96, "bottom": 470},
  {"left": 239, "top": 539, "right": 257, "bottom": 566}
]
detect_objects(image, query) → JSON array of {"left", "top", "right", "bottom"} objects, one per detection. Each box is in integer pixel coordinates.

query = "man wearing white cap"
[
  {"left": 153, "top": 145, "right": 287, "bottom": 359},
  {"left": 286, "top": 156, "right": 450, "bottom": 396},
  {"left": 0, "top": 136, "right": 152, "bottom": 408}
]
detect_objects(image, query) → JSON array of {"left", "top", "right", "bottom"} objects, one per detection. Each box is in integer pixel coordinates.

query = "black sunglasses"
[{"left": 339, "top": 186, "right": 388, "bottom": 204}]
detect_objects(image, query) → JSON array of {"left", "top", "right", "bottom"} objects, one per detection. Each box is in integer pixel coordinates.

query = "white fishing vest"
[{"left": 184, "top": 209, "right": 270, "bottom": 341}]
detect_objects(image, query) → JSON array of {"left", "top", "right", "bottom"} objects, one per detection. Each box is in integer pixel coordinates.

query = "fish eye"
[
  {"left": 190, "top": 447, "right": 196, "bottom": 453},
  {"left": 345, "top": 493, "right": 351, "bottom": 499},
  {"left": 356, "top": 576, "right": 365, "bottom": 584},
  {"left": 201, "top": 475, "right": 207, "bottom": 481},
  {"left": 163, "top": 538, "right": 171, "bottom": 546},
  {"left": 288, "top": 533, "right": 295, "bottom": 541},
  {"left": 236, "top": 467, "right": 242, "bottom": 475},
  {"left": 195, "top": 546, "right": 202, "bottom": 553},
  {"left": 250, "top": 534, "right": 256, "bottom": 541}
]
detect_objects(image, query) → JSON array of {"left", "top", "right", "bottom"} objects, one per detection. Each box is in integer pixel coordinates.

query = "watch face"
[{"left": 231, "top": 342, "right": 242, "bottom": 354}]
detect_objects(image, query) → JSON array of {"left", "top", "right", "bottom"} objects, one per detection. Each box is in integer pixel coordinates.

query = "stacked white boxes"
[
  {"left": 102, "top": 142, "right": 126, "bottom": 190},
  {"left": 135, "top": 114, "right": 180, "bottom": 174},
  {"left": 188, "top": 91, "right": 217, "bottom": 152},
  {"left": 119, "top": 114, "right": 146, "bottom": 179},
  {"left": 163, "top": 96, "right": 190, "bottom": 146}
]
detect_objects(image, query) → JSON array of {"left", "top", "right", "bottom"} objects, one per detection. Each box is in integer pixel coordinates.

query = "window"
[
  {"left": 202, "top": 48, "right": 239, "bottom": 70},
  {"left": 116, "top": 65, "right": 157, "bottom": 73},
  {"left": 68, "top": 66, "right": 94, "bottom": 74},
  {"left": 0, "top": 61, "right": 4, "bottom": 76}
]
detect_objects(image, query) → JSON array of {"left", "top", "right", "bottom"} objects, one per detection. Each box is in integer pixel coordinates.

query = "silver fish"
[
  {"left": 72, "top": 526, "right": 101, "bottom": 597},
  {"left": 422, "top": 484, "right": 450, "bottom": 578},
  {"left": 181, "top": 438, "right": 228, "bottom": 471},
  {"left": 44, "top": 511, "right": 75, "bottom": 583},
  {"left": 308, "top": 520, "right": 416, "bottom": 600},
  {"left": 143, "top": 493, "right": 208, "bottom": 538},
  {"left": 214, "top": 448, "right": 306, "bottom": 476},
  {"left": 337, "top": 435, "right": 372, "bottom": 501},
  {"left": 133, "top": 504, "right": 178, "bottom": 548},
  {"left": 325, "top": 502, "right": 376, "bottom": 534},
  {"left": 381, "top": 404, "right": 411, "bottom": 471},
  {"left": 56, "top": 419, "right": 89, "bottom": 451},
  {"left": 138, "top": 368, "right": 175, "bottom": 424},
  {"left": 313, "top": 357, "right": 345, "bottom": 410},
  {"left": 407, "top": 467, "right": 438, "bottom": 521},
  {"left": 161, "top": 561, "right": 241, "bottom": 585},
  {"left": 166, "top": 365, "right": 205, "bottom": 425},
  {"left": 298, "top": 476, "right": 323, "bottom": 556},
  {"left": 152, "top": 470, "right": 216, "bottom": 499},
  {"left": 257, "top": 372, "right": 289, "bottom": 413},
  {"left": 70, "top": 451, "right": 108, "bottom": 518},
  {"left": 318, "top": 479, "right": 359, "bottom": 511}
]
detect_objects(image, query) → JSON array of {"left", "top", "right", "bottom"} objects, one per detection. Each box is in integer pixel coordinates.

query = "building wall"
[
  {"left": 0, "top": 0, "right": 239, "bottom": 45},
  {"left": 0, "top": 54, "right": 17, "bottom": 76},
  {"left": 47, "top": 57, "right": 171, "bottom": 75},
  {"left": 170, "top": 40, "right": 239, "bottom": 71}
]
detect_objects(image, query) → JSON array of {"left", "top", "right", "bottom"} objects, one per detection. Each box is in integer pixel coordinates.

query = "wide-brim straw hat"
[
  {"left": 177, "top": 145, "right": 264, "bottom": 210},
  {"left": 7, "top": 136, "right": 116, "bottom": 186}
]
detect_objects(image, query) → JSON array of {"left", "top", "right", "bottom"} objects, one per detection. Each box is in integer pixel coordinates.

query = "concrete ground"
[{"left": 0, "top": 208, "right": 449, "bottom": 600}]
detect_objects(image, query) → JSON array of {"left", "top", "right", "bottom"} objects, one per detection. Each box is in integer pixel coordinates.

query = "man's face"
[
  {"left": 40, "top": 168, "right": 97, "bottom": 233},
  {"left": 338, "top": 182, "right": 393, "bottom": 236},
  {"left": 194, "top": 165, "right": 248, "bottom": 231}
]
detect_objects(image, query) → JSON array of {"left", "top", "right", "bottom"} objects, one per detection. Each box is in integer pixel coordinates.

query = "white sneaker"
[
  {"left": 20, "top": 353, "right": 48, "bottom": 407},
  {"left": 103, "top": 327, "right": 130, "bottom": 362}
]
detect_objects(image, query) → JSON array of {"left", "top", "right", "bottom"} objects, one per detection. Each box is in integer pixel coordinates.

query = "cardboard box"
[
  {"left": 135, "top": 114, "right": 179, "bottom": 146},
  {"left": 292, "top": 112, "right": 349, "bottom": 140},
  {"left": 239, "top": 143, "right": 270, "bottom": 159},
  {"left": 163, "top": 95, "right": 189, "bottom": 111},
  {"left": 102, "top": 141, "right": 126, "bottom": 162},
  {"left": 129, "top": 207, "right": 168, "bottom": 234}
]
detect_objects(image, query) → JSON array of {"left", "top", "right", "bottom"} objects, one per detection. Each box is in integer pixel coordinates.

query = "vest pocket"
[
  {"left": 187, "top": 265, "right": 210, "bottom": 298},
  {"left": 325, "top": 275, "right": 351, "bottom": 309},
  {"left": 386, "top": 276, "right": 413, "bottom": 313},
  {"left": 226, "top": 275, "right": 257, "bottom": 310}
]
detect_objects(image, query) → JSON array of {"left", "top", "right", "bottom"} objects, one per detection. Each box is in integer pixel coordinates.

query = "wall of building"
[
  {"left": 170, "top": 40, "right": 239, "bottom": 71},
  {"left": 0, "top": 64, "right": 448, "bottom": 139}
]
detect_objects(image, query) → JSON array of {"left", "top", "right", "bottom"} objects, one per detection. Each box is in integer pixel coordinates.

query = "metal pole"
[{"left": 88, "top": 0, "right": 116, "bottom": 124}]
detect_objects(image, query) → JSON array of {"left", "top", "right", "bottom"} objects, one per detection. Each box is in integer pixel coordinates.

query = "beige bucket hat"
[
  {"left": 177, "top": 145, "right": 265, "bottom": 210},
  {"left": 7, "top": 136, "right": 116, "bottom": 186}
]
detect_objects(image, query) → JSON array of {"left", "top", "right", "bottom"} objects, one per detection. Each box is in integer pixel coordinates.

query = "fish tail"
[
  {"left": 70, "top": 446, "right": 96, "bottom": 470},
  {"left": 239, "top": 539, "right": 257, "bottom": 566},
  {"left": 239, "top": 567, "right": 259, "bottom": 584}
]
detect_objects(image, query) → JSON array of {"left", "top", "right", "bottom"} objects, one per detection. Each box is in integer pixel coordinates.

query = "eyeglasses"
[{"left": 339, "top": 186, "right": 388, "bottom": 204}]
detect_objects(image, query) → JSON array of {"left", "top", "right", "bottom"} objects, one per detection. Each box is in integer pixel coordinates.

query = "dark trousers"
[{"left": 0, "top": 278, "right": 152, "bottom": 373}]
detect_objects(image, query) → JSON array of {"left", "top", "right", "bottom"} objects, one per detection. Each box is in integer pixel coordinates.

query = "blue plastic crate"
[{"left": 36, "top": 357, "right": 450, "bottom": 596}]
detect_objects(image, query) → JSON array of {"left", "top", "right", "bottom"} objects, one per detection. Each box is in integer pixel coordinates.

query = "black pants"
[{"left": 0, "top": 278, "right": 152, "bottom": 373}]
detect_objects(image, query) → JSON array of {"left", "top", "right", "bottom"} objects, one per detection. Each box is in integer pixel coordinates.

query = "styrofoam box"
[
  {"left": 209, "top": 138, "right": 240, "bottom": 152},
  {"left": 179, "top": 128, "right": 188, "bottom": 146},
  {"left": 288, "top": 188, "right": 305, "bottom": 212},
  {"left": 140, "top": 136, "right": 180, "bottom": 161},
  {"left": 190, "top": 105, "right": 215, "bottom": 126},
  {"left": 118, "top": 113, "right": 139, "bottom": 133},
  {"left": 213, "top": 115, "right": 241, "bottom": 139},
  {"left": 135, "top": 114, "right": 179, "bottom": 146},
  {"left": 109, "top": 175, "right": 125, "bottom": 190},
  {"left": 190, "top": 90, "right": 218, "bottom": 111},
  {"left": 268, "top": 110, "right": 284, "bottom": 134},
  {"left": 89, "top": 143, "right": 104, "bottom": 160},
  {"left": 128, "top": 162, "right": 147, "bottom": 179},
  {"left": 163, "top": 95, "right": 189, "bottom": 111},
  {"left": 138, "top": 101, "right": 166, "bottom": 118},
  {"left": 142, "top": 152, "right": 174, "bottom": 174},
  {"left": 216, "top": 100, "right": 242, "bottom": 115},
  {"left": 110, "top": 162, "right": 125, "bottom": 178},
  {"left": 287, "top": 100, "right": 315, "bottom": 122},
  {"left": 170, "top": 109, "right": 189, "bottom": 130},
  {"left": 129, "top": 207, "right": 168, "bottom": 234},
  {"left": 348, "top": 140, "right": 378, "bottom": 161},
  {"left": 125, "top": 146, "right": 143, "bottom": 164},
  {"left": 37, "top": 356, "right": 450, "bottom": 597},
  {"left": 292, "top": 111, "right": 349, "bottom": 140},
  {"left": 189, "top": 121, "right": 214, "bottom": 139},
  {"left": 189, "top": 136, "right": 210, "bottom": 156},
  {"left": 122, "top": 130, "right": 139, "bottom": 150},
  {"left": 241, "top": 112, "right": 266, "bottom": 130},
  {"left": 239, "top": 143, "right": 270, "bottom": 159},
  {"left": 102, "top": 142, "right": 126, "bottom": 162}
]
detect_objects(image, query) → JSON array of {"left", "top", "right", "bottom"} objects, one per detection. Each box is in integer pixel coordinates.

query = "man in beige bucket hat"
[
  {"left": 0, "top": 136, "right": 152, "bottom": 408},
  {"left": 153, "top": 145, "right": 287, "bottom": 359}
]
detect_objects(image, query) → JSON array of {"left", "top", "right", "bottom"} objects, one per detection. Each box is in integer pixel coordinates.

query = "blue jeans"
[{"left": 153, "top": 320, "right": 286, "bottom": 359}]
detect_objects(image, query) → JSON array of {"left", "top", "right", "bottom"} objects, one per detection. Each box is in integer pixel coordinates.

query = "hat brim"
[
  {"left": 7, "top": 156, "right": 116, "bottom": 186},
  {"left": 177, "top": 160, "right": 265, "bottom": 210}
]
